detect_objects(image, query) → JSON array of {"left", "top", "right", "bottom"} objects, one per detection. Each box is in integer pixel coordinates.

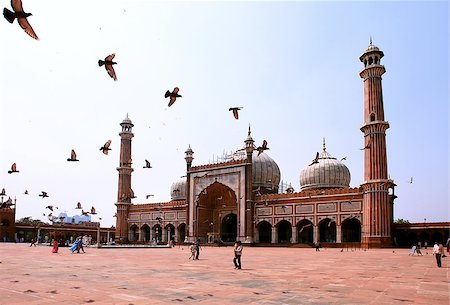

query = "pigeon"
[
  {"left": 39, "top": 191, "right": 48, "bottom": 198},
  {"left": 100, "top": 140, "right": 111, "bottom": 155},
  {"left": 45, "top": 205, "right": 53, "bottom": 211},
  {"left": 129, "top": 187, "right": 136, "bottom": 199},
  {"left": 143, "top": 160, "right": 152, "bottom": 168},
  {"left": 90, "top": 206, "right": 97, "bottom": 215},
  {"left": 309, "top": 152, "right": 319, "bottom": 166},
  {"left": 299, "top": 223, "right": 312, "bottom": 233},
  {"left": 98, "top": 53, "right": 117, "bottom": 81},
  {"left": 229, "top": 107, "right": 243, "bottom": 120},
  {"left": 164, "top": 87, "right": 182, "bottom": 107},
  {"left": 146, "top": 194, "right": 154, "bottom": 199},
  {"left": 113, "top": 213, "right": 117, "bottom": 217},
  {"left": 3, "top": 0, "right": 39, "bottom": 40},
  {"left": 24, "top": 190, "right": 28, "bottom": 195},
  {"left": 7, "top": 163, "right": 19, "bottom": 174},
  {"left": 0, "top": 188, "right": 5, "bottom": 196},
  {"left": 360, "top": 143, "right": 371, "bottom": 150},
  {"left": 340, "top": 157, "right": 347, "bottom": 161},
  {"left": 67, "top": 149, "right": 79, "bottom": 162},
  {"left": 47, "top": 212, "right": 53, "bottom": 217},
  {"left": 256, "top": 140, "right": 269, "bottom": 156},
  {"left": 81, "top": 210, "right": 89, "bottom": 216}
]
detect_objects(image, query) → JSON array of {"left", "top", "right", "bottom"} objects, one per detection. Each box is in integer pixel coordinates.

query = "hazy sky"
[{"left": 1, "top": 1, "right": 448, "bottom": 227}]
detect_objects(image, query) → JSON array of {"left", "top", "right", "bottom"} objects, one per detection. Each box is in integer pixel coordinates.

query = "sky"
[{"left": 0, "top": 1, "right": 448, "bottom": 227}]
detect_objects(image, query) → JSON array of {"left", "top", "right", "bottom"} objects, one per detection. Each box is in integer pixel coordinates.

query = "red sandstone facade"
[{"left": 114, "top": 43, "right": 404, "bottom": 247}]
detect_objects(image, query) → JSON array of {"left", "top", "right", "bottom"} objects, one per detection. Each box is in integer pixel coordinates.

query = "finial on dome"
[
  {"left": 323, "top": 137, "right": 326, "bottom": 151},
  {"left": 369, "top": 36, "right": 372, "bottom": 45}
]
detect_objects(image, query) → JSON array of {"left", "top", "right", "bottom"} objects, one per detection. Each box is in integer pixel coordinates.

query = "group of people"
[
  {"left": 188, "top": 239, "right": 244, "bottom": 270},
  {"left": 408, "top": 240, "right": 448, "bottom": 268},
  {"left": 69, "top": 237, "right": 85, "bottom": 254}
]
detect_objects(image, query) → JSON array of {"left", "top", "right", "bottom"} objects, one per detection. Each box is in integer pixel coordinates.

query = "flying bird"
[
  {"left": 7, "top": 163, "right": 19, "bottom": 174},
  {"left": 90, "top": 206, "right": 97, "bottom": 215},
  {"left": 360, "top": 143, "right": 371, "bottom": 150},
  {"left": 100, "top": 140, "right": 112, "bottom": 155},
  {"left": 340, "top": 157, "right": 347, "bottom": 161},
  {"left": 256, "top": 140, "right": 269, "bottom": 156},
  {"left": 39, "top": 191, "right": 48, "bottom": 198},
  {"left": 229, "top": 107, "right": 243, "bottom": 120},
  {"left": 67, "top": 149, "right": 79, "bottom": 162},
  {"left": 24, "top": 190, "right": 28, "bottom": 195},
  {"left": 309, "top": 152, "right": 320, "bottom": 166},
  {"left": 3, "top": 0, "right": 39, "bottom": 40},
  {"left": 45, "top": 205, "right": 53, "bottom": 211},
  {"left": 146, "top": 194, "right": 154, "bottom": 199},
  {"left": 98, "top": 53, "right": 117, "bottom": 81},
  {"left": 47, "top": 212, "right": 53, "bottom": 217},
  {"left": 143, "top": 160, "right": 152, "bottom": 168},
  {"left": 164, "top": 87, "right": 182, "bottom": 107},
  {"left": 298, "top": 223, "right": 312, "bottom": 233}
]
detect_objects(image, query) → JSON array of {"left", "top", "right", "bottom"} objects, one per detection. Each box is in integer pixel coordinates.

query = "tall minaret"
[
  {"left": 244, "top": 125, "right": 254, "bottom": 243},
  {"left": 359, "top": 41, "right": 394, "bottom": 248},
  {"left": 115, "top": 114, "right": 134, "bottom": 243}
]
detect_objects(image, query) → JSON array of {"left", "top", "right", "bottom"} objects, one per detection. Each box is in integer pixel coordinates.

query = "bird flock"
[{"left": 2, "top": 0, "right": 272, "bottom": 223}]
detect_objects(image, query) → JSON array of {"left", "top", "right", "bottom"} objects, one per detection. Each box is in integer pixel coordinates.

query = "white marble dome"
[
  {"left": 300, "top": 147, "right": 350, "bottom": 191},
  {"left": 170, "top": 178, "right": 186, "bottom": 200},
  {"left": 252, "top": 151, "right": 281, "bottom": 193}
]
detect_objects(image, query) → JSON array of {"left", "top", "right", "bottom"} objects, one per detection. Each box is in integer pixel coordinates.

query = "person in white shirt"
[
  {"left": 432, "top": 241, "right": 442, "bottom": 267},
  {"left": 233, "top": 241, "right": 243, "bottom": 269}
]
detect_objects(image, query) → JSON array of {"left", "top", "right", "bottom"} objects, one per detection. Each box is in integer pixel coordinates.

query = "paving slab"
[{"left": 0, "top": 244, "right": 449, "bottom": 304}]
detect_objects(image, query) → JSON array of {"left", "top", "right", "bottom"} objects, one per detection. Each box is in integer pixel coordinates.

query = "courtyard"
[{"left": 0, "top": 243, "right": 448, "bottom": 305}]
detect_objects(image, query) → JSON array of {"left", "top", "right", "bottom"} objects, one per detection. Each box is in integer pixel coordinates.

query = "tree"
[{"left": 394, "top": 218, "right": 410, "bottom": 224}]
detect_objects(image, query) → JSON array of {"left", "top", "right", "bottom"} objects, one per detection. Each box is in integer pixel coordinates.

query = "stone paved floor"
[{"left": 0, "top": 244, "right": 449, "bottom": 305}]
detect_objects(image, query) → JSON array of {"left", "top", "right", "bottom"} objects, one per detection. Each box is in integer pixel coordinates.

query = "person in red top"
[{"left": 51, "top": 240, "right": 59, "bottom": 253}]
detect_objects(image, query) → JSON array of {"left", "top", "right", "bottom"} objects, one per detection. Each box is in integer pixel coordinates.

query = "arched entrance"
[
  {"left": 258, "top": 221, "right": 272, "bottom": 243},
  {"left": 178, "top": 223, "right": 186, "bottom": 242},
  {"left": 166, "top": 224, "right": 175, "bottom": 242},
  {"left": 277, "top": 220, "right": 292, "bottom": 243},
  {"left": 221, "top": 213, "right": 237, "bottom": 242},
  {"left": 341, "top": 218, "right": 361, "bottom": 242},
  {"left": 196, "top": 181, "right": 238, "bottom": 242},
  {"left": 141, "top": 224, "right": 150, "bottom": 242},
  {"left": 129, "top": 224, "right": 138, "bottom": 242},
  {"left": 297, "top": 220, "right": 313, "bottom": 244},
  {"left": 319, "top": 218, "right": 336, "bottom": 243},
  {"left": 152, "top": 224, "right": 162, "bottom": 242}
]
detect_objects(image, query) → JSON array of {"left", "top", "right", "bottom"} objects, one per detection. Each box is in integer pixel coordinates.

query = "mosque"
[{"left": 114, "top": 42, "right": 397, "bottom": 248}]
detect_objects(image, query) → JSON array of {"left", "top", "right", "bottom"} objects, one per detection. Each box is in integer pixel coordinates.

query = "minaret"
[
  {"left": 115, "top": 114, "right": 134, "bottom": 243},
  {"left": 359, "top": 41, "right": 394, "bottom": 247},
  {"left": 244, "top": 125, "right": 254, "bottom": 243},
  {"left": 184, "top": 145, "right": 194, "bottom": 242}
]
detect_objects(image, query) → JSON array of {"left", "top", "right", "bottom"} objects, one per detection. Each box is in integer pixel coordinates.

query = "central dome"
[
  {"left": 300, "top": 144, "right": 350, "bottom": 191},
  {"left": 252, "top": 151, "right": 281, "bottom": 193}
]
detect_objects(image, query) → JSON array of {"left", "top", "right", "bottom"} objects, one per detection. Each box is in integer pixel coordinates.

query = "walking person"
[
  {"left": 432, "top": 241, "right": 442, "bottom": 267},
  {"left": 189, "top": 243, "right": 196, "bottom": 260},
  {"left": 233, "top": 241, "right": 243, "bottom": 269},
  {"left": 76, "top": 237, "right": 85, "bottom": 253},
  {"left": 194, "top": 239, "right": 201, "bottom": 260},
  {"left": 51, "top": 239, "right": 59, "bottom": 253},
  {"left": 29, "top": 238, "right": 37, "bottom": 247},
  {"left": 70, "top": 238, "right": 79, "bottom": 253}
]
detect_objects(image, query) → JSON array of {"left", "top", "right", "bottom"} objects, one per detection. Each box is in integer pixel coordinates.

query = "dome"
[
  {"left": 252, "top": 151, "right": 281, "bottom": 193},
  {"left": 170, "top": 178, "right": 186, "bottom": 200},
  {"left": 300, "top": 145, "right": 350, "bottom": 191},
  {"left": 120, "top": 113, "right": 133, "bottom": 126},
  {"left": 365, "top": 43, "right": 380, "bottom": 53}
]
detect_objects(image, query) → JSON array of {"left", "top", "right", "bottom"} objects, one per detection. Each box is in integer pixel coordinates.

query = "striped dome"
[
  {"left": 252, "top": 151, "right": 281, "bottom": 193},
  {"left": 300, "top": 147, "right": 350, "bottom": 191}
]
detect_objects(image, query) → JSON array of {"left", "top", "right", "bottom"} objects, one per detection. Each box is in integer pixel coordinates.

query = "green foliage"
[
  {"left": 17, "top": 217, "right": 45, "bottom": 225},
  {"left": 394, "top": 218, "right": 410, "bottom": 224}
]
